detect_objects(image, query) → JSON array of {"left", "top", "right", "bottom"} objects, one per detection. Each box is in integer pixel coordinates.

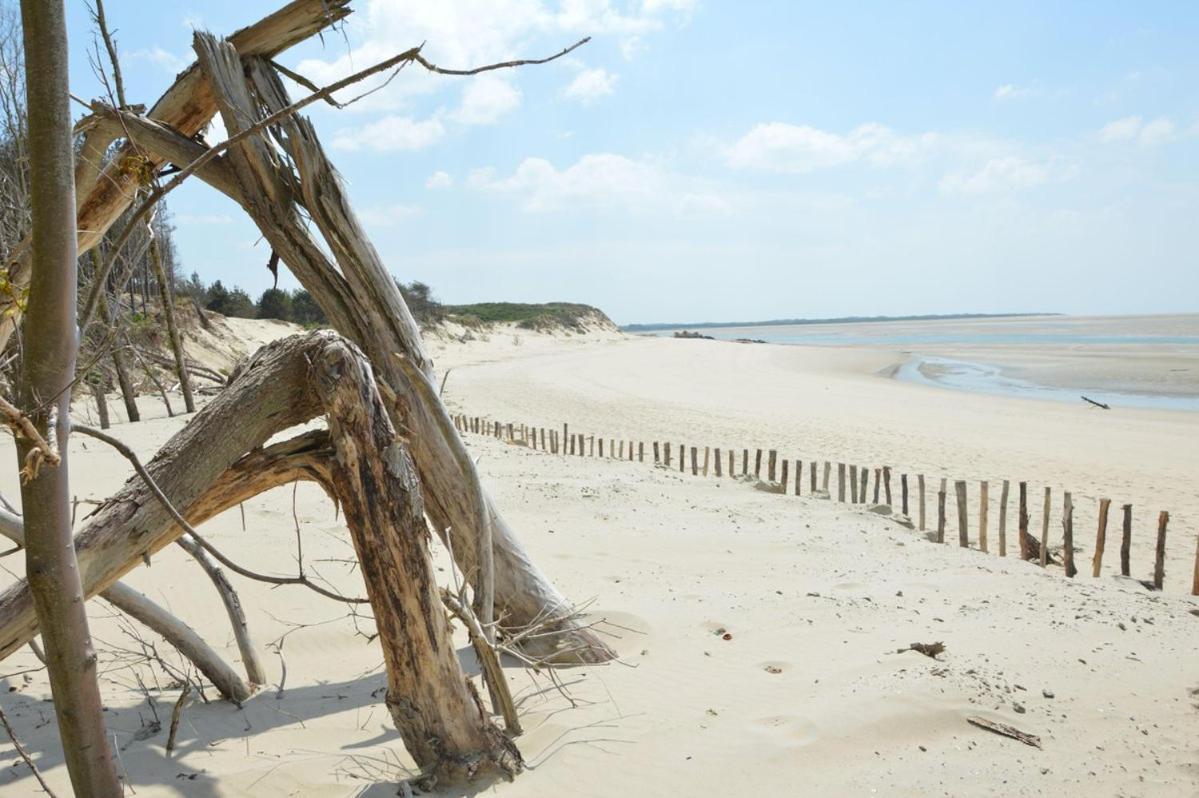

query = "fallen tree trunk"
[{"left": 0, "top": 332, "right": 520, "bottom": 784}]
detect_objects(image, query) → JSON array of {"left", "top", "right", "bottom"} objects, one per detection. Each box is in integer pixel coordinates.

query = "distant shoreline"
[{"left": 621, "top": 312, "right": 1057, "bottom": 332}]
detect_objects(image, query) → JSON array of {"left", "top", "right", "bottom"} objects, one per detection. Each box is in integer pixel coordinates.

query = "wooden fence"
[{"left": 453, "top": 414, "right": 1199, "bottom": 597}]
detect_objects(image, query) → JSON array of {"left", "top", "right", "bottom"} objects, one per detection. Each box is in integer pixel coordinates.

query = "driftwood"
[
  {"left": 0, "top": 332, "right": 521, "bottom": 784},
  {"left": 1081, "top": 395, "right": 1110, "bottom": 410},
  {"left": 967, "top": 716, "right": 1041, "bottom": 748}
]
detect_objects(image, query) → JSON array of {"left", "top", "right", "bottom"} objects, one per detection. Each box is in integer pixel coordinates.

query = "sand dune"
[{"left": 1, "top": 322, "right": 1196, "bottom": 796}]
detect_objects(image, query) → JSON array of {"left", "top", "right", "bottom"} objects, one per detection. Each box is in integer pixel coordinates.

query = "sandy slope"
[{"left": 0, "top": 321, "right": 1196, "bottom": 797}]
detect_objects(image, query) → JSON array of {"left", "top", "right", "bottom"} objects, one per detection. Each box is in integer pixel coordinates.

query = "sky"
[{"left": 62, "top": 1, "right": 1199, "bottom": 325}]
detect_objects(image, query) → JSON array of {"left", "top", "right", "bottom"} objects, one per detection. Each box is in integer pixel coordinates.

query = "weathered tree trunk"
[
  {"left": 187, "top": 36, "right": 610, "bottom": 663},
  {"left": 16, "top": 0, "right": 121, "bottom": 793},
  {"left": 150, "top": 233, "right": 195, "bottom": 412},
  {"left": 89, "top": 371, "right": 111, "bottom": 429},
  {"left": 0, "top": 332, "right": 521, "bottom": 784},
  {"left": 97, "top": 283, "right": 140, "bottom": 423}
]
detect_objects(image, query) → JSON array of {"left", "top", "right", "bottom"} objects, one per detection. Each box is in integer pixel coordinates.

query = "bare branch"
[{"left": 0, "top": 703, "right": 57, "bottom": 797}]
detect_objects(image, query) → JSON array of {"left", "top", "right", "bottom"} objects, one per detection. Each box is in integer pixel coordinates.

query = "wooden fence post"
[
  {"left": 1062, "top": 492, "right": 1076, "bottom": 577},
  {"left": 901, "top": 474, "right": 909, "bottom": 517},
  {"left": 663, "top": 441, "right": 670, "bottom": 466},
  {"left": 653, "top": 441, "right": 660, "bottom": 464},
  {"left": 810, "top": 461, "right": 817, "bottom": 494},
  {"left": 1040, "top": 487, "right": 1051, "bottom": 568},
  {"left": 1092, "top": 498, "right": 1110, "bottom": 578},
  {"left": 1120, "top": 504, "right": 1132, "bottom": 577},
  {"left": 728, "top": 449, "right": 735, "bottom": 477},
  {"left": 638, "top": 441, "right": 643, "bottom": 463},
  {"left": 955, "top": 480, "right": 969, "bottom": 548},
  {"left": 703, "top": 446, "right": 710, "bottom": 476},
  {"left": 857, "top": 466, "right": 866, "bottom": 503},
  {"left": 837, "top": 463, "right": 846, "bottom": 502},
  {"left": 599, "top": 438, "right": 605, "bottom": 458},
  {"left": 937, "top": 480, "right": 947, "bottom": 543},
  {"left": 849, "top": 465, "right": 859, "bottom": 504},
  {"left": 979, "top": 481, "right": 989, "bottom": 553},
  {"left": 714, "top": 448, "right": 722, "bottom": 477},
  {"left": 1018, "top": 481, "right": 1030, "bottom": 560},
  {"left": 1192, "top": 531, "right": 1199, "bottom": 597},
  {"left": 918, "top": 475, "right": 926, "bottom": 531},
  {"left": 618, "top": 440, "right": 624, "bottom": 460},
  {"left": 998, "top": 480, "right": 1009, "bottom": 557},
  {"left": 691, "top": 446, "right": 698, "bottom": 476},
  {"left": 755, "top": 449, "right": 763, "bottom": 478},
  {"left": 822, "top": 461, "right": 830, "bottom": 494},
  {"left": 872, "top": 469, "right": 881, "bottom": 505},
  {"left": 883, "top": 467, "right": 892, "bottom": 506},
  {"left": 768, "top": 450, "right": 777, "bottom": 482},
  {"left": 1154, "top": 511, "right": 1168, "bottom": 590},
  {"left": 680, "top": 444, "right": 686, "bottom": 473},
  {"left": 794, "top": 460, "right": 802, "bottom": 496},
  {"left": 780, "top": 459, "right": 789, "bottom": 494},
  {"left": 743, "top": 449, "right": 749, "bottom": 476}
]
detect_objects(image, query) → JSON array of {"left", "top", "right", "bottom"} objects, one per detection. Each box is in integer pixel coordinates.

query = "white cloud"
[
  {"left": 359, "top": 204, "right": 422, "bottom": 226},
  {"left": 468, "top": 152, "right": 727, "bottom": 216},
  {"left": 1099, "top": 115, "right": 1178, "bottom": 146},
  {"left": 938, "top": 157, "right": 1054, "bottom": 195},
  {"left": 453, "top": 75, "right": 522, "bottom": 125},
  {"left": 125, "top": 47, "right": 188, "bottom": 73},
  {"left": 993, "top": 83, "right": 1037, "bottom": 101},
  {"left": 563, "top": 67, "right": 618, "bottom": 103},
  {"left": 426, "top": 171, "right": 454, "bottom": 189},
  {"left": 725, "top": 122, "right": 938, "bottom": 173},
  {"left": 332, "top": 115, "right": 446, "bottom": 152}
]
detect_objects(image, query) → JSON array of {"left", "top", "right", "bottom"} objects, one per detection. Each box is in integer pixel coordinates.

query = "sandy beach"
[{"left": 1, "top": 318, "right": 1197, "bottom": 796}]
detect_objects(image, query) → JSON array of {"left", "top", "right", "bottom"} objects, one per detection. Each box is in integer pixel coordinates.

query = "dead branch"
[
  {"left": 967, "top": 716, "right": 1041, "bottom": 748},
  {"left": 73, "top": 423, "right": 368, "bottom": 605},
  {"left": 0, "top": 394, "right": 59, "bottom": 481},
  {"left": 0, "top": 702, "right": 57, "bottom": 797},
  {"left": 165, "top": 682, "right": 191, "bottom": 753}
]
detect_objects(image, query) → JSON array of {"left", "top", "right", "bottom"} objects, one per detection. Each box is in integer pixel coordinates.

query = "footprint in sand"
[{"left": 760, "top": 661, "right": 787, "bottom": 674}]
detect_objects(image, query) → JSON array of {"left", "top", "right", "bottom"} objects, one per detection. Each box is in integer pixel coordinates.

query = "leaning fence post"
[
  {"left": 837, "top": 463, "right": 846, "bottom": 502},
  {"left": 1062, "top": 492, "right": 1076, "bottom": 577},
  {"left": 979, "top": 481, "right": 989, "bottom": 553},
  {"left": 1154, "top": 511, "right": 1168, "bottom": 590},
  {"left": 998, "top": 480, "right": 1009, "bottom": 557},
  {"left": 955, "top": 480, "right": 969, "bottom": 548},
  {"left": 1040, "top": 487, "right": 1052, "bottom": 568},
  {"left": 1092, "top": 498, "right": 1110, "bottom": 578}
]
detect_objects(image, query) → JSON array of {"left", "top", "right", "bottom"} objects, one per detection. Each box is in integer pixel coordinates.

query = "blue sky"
[{"left": 64, "top": 1, "right": 1199, "bottom": 324}]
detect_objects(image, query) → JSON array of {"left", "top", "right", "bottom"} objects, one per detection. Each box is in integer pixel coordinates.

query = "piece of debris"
[
  {"left": 897, "top": 641, "right": 945, "bottom": 659},
  {"left": 967, "top": 716, "right": 1042, "bottom": 748},
  {"left": 1081, "top": 395, "right": 1110, "bottom": 410}
]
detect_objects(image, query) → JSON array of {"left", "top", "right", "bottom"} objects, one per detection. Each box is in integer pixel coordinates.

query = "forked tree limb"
[{"left": 0, "top": 333, "right": 521, "bottom": 784}]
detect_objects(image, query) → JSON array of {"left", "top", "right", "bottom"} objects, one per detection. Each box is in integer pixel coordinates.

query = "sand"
[{"left": 1, "top": 318, "right": 1197, "bottom": 797}]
